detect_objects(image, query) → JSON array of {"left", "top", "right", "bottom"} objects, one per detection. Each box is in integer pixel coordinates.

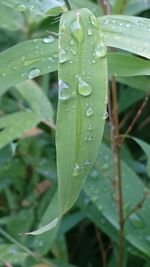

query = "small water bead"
[
  {"left": 88, "top": 123, "right": 93, "bottom": 131},
  {"left": 86, "top": 107, "right": 94, "bottom": 117},
  {"left": 16, "top": 4, "right": 27, "bottom": 12},
  {"left": 84, "top": 160, "right": 92, "bottom": 166},
  {"left": 73, "top": 163, "right": 81, "bottom": 176},
  {"left": 91, "top": 169, "right": 98, "bottom": 178},
  {"left": 95, "top": 42, "right": 107, "bottom": 58},
  {"left": 126, "top": 23, "right": 130, "bottom": 28},
  {"left": 42, "top": 36, "right": 55, "bottom": 44},
  {"left": 71, "top": 49, "right": 77, "bottom": 56},
  {"left": 59, "top": 80, "right": 72, "bottom": 100},
  {"left": 102, "top": 111, "right": 108, "bottom": 120},
  {"left": 28, "top": 68, "right": 41, "bottom": 79},
  {"left": 71, "top": 12, "right": 83, "bottom": 43},
  {"left": 130, "top": 213, "right": 145, "bottom": 229},
  {"left": 59, "top": 48, "right": 68, "bottom": 63},
  {"left": 90, "top": 15, "right": 99, "bottom": 28},
  {"left": 78, "top": 78, "right": 92, "bottom": 96},
  {"left": 70, "top": 40, "right": 74, "bottom": 46},
  {"left": 1, "top": 72, "right": 6, "bottom": 77},
  {"left": 88, "top": 29, "right": 93, "bottom": 36}
]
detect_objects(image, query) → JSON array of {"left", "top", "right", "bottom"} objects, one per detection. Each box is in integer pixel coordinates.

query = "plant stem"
[
  {"left": 64, "top": 0, "right": 71, "bottom": 10},
  {"left": 111, "top": 77, "right": 124, "bottom": 267},
  {"left": 95, "top": 227, "right": 107, "bottom": 267},
  {"left": 98, "top": 0, "right": 110, "bottom": 15}
]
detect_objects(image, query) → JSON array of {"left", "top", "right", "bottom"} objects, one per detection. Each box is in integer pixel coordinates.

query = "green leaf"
[
  {"left": 0, "top": 38, "right": 58, "bottom": 96},
  {"left": 117, "top": 76, "right": 150, "bottom": 93},
  {"left": 0, "top": 4, "right": 24, "bottom": 31},
  {"left": 0, "top": 111, "right": 40, "bottom": 150},
  {"left": 0, "top": 0, "right": 67, "bottom": 17},
  {"left": 16, "top": 80, "right": 54, "bottom": 126},
  {"left": 108, "top": 52, "right": 150, "bottom": 76},
  {"left": 83, "top": 143, "right": 150, "bottom": 258},
  {"left": 56, "top": 9, "right": 108, "bottom": 215},
  {"left": 125, "top": 0, "right": 150, "bottom": 15},
  {"left": 100, "top": 15, "right": 150, "bottom": 59}
]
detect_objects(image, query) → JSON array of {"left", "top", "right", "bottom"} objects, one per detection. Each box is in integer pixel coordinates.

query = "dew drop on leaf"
[
  {"left": 58, "top": 80, "right": 72, "bottom": 100},
  {"left": 86, "top": 107, "right": 94, "bottom": 117},
  {"left": 73, "top": 163, "right": 81, "bottom": 176},
  {"left": 59, "top": 47, "right": 68, "bottom": 63},
  {"left": 28, "top": 68, "right": 41, "bottom": 79},
  {"left": 95, "top": 42, "right": 107, "bottom": 58},
  {"left": 130, "top": 213, "right": 145, "bottom": 229},
  {"left": 42, "top": 36, "right": 55, "bottom": 44},
  {"left": 78, "top": 78, "right": 92, "bottom": 96},
  {"left": 102, "top": 111, "right": 108, "bottom": 120},
  {"left": 90, "top": 15, "right": 98, "bottom": 28},
  {"left": 88, "top": 29, "right": 93, "bottom": 36},
  {"left": 71, "top": 12, "right": 83, "bottom": 43},
  {"left": 16, "top": 4, "right": 27, "bottom": 12}
]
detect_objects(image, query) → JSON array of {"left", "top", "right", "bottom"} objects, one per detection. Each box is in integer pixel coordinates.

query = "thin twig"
[
  {"left": 98, "top": 0, "right": 110, "bottom": 15},
  {"left": 111, "top": 77, "right": 124, "bottom": 267},
  {"left": 121, "top": 93, "right": 150, "bottom": 144},
  {"left": 64, "top": 0, "right": 71, "bottom": 10},
  {"left": 95, "top": 227, "right": 107, "bottom": 267},
  {"left": 124, "top": 189, "right": 150, "bottom": 223}
]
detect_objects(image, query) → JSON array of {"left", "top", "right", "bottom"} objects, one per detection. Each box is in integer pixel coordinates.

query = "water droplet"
[
  {"left": 86, "top": 107, "right": 94, "bottom": 117},
  {"left": 73, "top": 163, "right": 81, "bottom": 176},
  {"left": 71, "top": 12, "right": 83, "bottom": 43},
  {"left": 70, "top": 40, "right": 74, "bottom": 46},
  {"left": 126, "top": 23, "right": 130, "bottom": 28},
  {"left": 59, "top": 80, "right": 72, "bottom": 100},
  {"left": 88, "top": 29, "right": 93, "bottom": 36},
  {"left": 88, "top": 123, "right": 93, "bottom": 131},
  {"left": 16, "top": 4, "right": 27, "bottom": 12},
  {"left": 102, "top": 111, "right": 108, "bottom": 120},
  {"left": 59, "top": 48, "right": 68, "bottom": 63},
  {"left": 84, "top": 160, "right": 92, "bottom": 166},
  {"left": 71, "top": 49, "right": 77, "bottom": 56},
  {"left": 90, "top": 169, "right": 98, "bottom": 178},
  {"left": 28, "top": 68, "right": 41, "bottom": 79},
  {"left": 42, "top": 36, "right": 55, "bottom": 44},
  {"left": 105, "top": 95, "right": 108, "bottom": 104},
  {"left": 92, "top": 60, "right": 96, "bottom": 64},
  {"left": 130, "top": 213, "right": 145, "bottom": 229},
  {"left": 90, "top": 15, "right": 98, "bottom": 28},
  {"left": 78, "top": 78, "right": 92, "bottom": 96},
  {"left": 95, "top": 42, "right": 107, "bottom": 58}
]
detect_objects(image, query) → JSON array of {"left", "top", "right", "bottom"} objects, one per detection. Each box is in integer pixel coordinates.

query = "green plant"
[{"left": 0, "top": 0, "right": 150, "bottom": 267}]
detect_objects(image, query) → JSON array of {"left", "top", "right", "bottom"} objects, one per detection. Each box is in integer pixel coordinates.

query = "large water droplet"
[
  {"left": 130, "top": 213, "right": 145, "bottom": 229},
  {"left": 78, "top": 78, "right": 92, "bottom": 96},
  {"left": 28, "top": 68, "right": 41, "bottom": 79},
  {"left": 86, "top": 107, "right": 94, "bottom": 117},
  {"left": 59, "top": 80, "right": 72, "bottom": 100},
  {"left": 59, "top": 48, "right": 68, "bottom": 63},
  {"left": 95, "top": 42, "right": 107, "bottom": 58},
  {"left": 42, "top": 36, "right": 55, "bottom": 44},
  {"left": 73, "top": 163, "right": 81, "bottom": 176},
  {"left": 71, "top": 13, "right": 83, "bottom": 43}
]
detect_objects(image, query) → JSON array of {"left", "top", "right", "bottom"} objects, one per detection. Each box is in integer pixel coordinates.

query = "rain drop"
[
  {"left": 102, "top": 111, "right": 108, "bottom": 120},
  {"left": 130, "top": 213, "right": 145, "bottom": 229},
  {"left": 86, "top": 107, "right": 94, "bottom": 117},
  {"left": 95, "top": 42, "right": 107, "bottom": 58},
  {"left": 59, "top": 48, "right": 68, "bottom": 63},
  {"left": 59, "top": 80, "right": 72, "bottom": 100},
  {"left": 88, "top": 29, "right": 93, "bottom": 36},
  {"left": 16, "top": 4, "right": 27, "bottom": 12},
  {"left": 73, "top": 163, "right": 81, "bottom": 176},
  {"left": 78, "top": 78, "right": 92, "bottom": 96},
  {"left": 71, "top": 12, "right": 83, "bottom": 43},
  {"left": 42, "top": 36, "right": 55, "bottom": 44},
  {"left": 90, "top": 15, "right": 98, "bottom": 28},
  {"left": 28, "top": 68, "right": 41, "bottom": 79}
]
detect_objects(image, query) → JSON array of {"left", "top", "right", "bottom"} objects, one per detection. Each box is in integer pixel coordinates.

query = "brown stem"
[
  {"left": 111, "top": 77, "right": 124, "bottom": 267},
  {"left": 98, "top": 0, "right": 110, "bottom": 15},
  {"left": 121, "top": 93, "right": 150, "bottom": 144},
  {"left": 95, "top": 227, "right": 107, "bottom": 267}
]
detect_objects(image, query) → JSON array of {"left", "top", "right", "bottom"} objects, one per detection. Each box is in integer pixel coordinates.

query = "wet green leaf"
[{"left": 56, "top": 8, "right": 108, "bottom": 215}]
